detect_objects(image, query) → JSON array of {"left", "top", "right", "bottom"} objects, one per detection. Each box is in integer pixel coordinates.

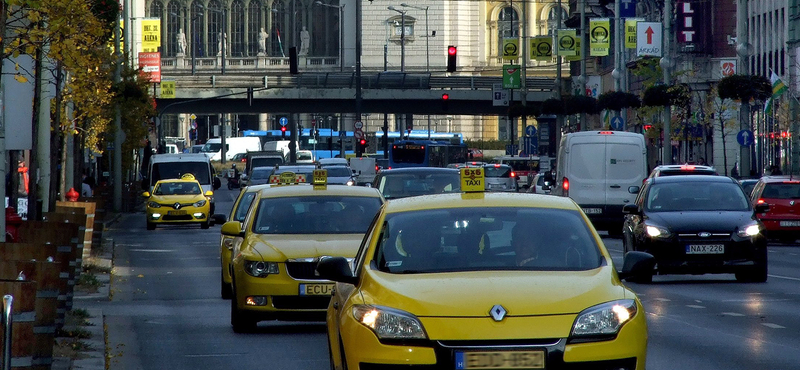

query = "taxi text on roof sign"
[
  {"left": 312, "top": 169, "right": 328, "bottom": 186},
  {"left": 460, "top": 167, "right": 485, "bottom": 192},
  {"left": 269, "top": 172, "right": 306, "bottom": 185}
]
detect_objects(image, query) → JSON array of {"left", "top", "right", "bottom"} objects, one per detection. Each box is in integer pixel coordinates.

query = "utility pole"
[
  {"left": 114, "top": 10, "right": 123, "bottom": 212},
  {"left": 0, "top": 2, "right": 7, "bottom": 241},
  {"left": 661, "top": 0, "right": 673, "bottom": 166},
  {"left": 736, "top": 0, "right": 750, "bottom": 176},
  {"left": 521, "top": 0, "right": 528, "bottom": 153},
  {"left": 555, "top": 0, "right": 563, "bottom": 155}
]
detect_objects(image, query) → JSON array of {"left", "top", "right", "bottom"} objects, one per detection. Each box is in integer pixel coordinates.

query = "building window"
[
  {"left": 498, "top": 7, "right": 518, "bottom": 55},
  {"left": 166, "top": 1, "right": 180, "bottom": 57},
  {"left": 231, "top": 0, "right": 245, "bottom": 57},
  {"left": 546, "top": 5, "right": 567, "bottom": 35},
  {"left": 191, "top": 1, "right": 204, "bottom": 57},
  {"left": 247, "top": 1, "right": 263, "bottom": 57},
  {"left": 271, "top": 1, "right": 287, "bottom": 56},
  {"left": 208, "top": 0, "right": 224, "bottom": 56}
]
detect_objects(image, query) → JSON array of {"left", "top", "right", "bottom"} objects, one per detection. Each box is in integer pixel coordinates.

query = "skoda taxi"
[
  {"left": 143, "top": 174, "right": 213, "bottom": 230},
  {"left": 222, "top": 170, "right": 384, "bottom": 332},
  {"left": 318, "top": 167, "right": 653, "bottom": 370}
]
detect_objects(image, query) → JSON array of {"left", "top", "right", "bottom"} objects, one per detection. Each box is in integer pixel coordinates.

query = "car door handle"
[{"left": 610, "top": 185, "right": 621, "bottom": 189}]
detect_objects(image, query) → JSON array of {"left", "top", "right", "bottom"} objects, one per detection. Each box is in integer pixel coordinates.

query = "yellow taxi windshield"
[
  {"left": 154, "top": 181, "right": 202, "bottom": 196},
  {"left": 252, "top": 196, "right": 382, "bottom": 234},
  {"left": 374, "top": 208, "right": 603, "bottom": 273}
]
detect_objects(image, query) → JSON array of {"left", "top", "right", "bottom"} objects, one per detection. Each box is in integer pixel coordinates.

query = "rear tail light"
[
  {"left": 757, "top": 198, "right": 766, "bottom": 204},
  {"left": 510, "top": 171, "right": 516, "bottom": 178},
  {"left": 598, "top": 131, "right": 614, "bottom": 135},
  {"left": 563, "top": 177, "right": 570, "bottom": 197},
  {"left": 493, "top": 164, "right": 500, "bottom": 167},
  {"left": 680, "top": 165, "right": 696, "bottom": 170}
]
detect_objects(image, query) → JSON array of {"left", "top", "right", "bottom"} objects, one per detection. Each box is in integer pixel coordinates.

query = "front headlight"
[
  {"left": 352, "top": 305, "right": 427, "bottom": 340},
  {"left": 147, "top": 201, "right": 162, "bottom": 209},
  {"left": 570, "top": 299, "right": 637, "bottom": 341},
  {"left": 646, "top": 225, "right": 671, "bottom": 238},
  {"left": 243, "top": 261, "right": 279, "bottom": 277},
  {"left": 346, "top": 179, "right": 355, "bottom": 186},
  {"left": 193, "top": 199, "right": 207, "bottom": 207},
  {"left": 737, "top": 223, "right": 761, "bottom": 238}
]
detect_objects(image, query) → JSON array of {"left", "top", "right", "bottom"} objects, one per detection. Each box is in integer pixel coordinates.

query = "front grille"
[
  {"left": 271, "top": 295, "right": 330, "bottom": 309},
  {"left": 286, "top": 262, "right": 326, "bottom": 280},
  {"left": 438, "top": 338, "right": 560, "bottom": 348}
]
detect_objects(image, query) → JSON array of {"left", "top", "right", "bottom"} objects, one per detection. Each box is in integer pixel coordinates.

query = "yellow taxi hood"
[
  {"left": 247, "top": 234, "right": 364, "bottom": 260},
  {"left": 150, "top": 194, "right": 207, "bottom": 203},
  {"left": 360, "top": 266, "right": 627, "bottom": 317}
]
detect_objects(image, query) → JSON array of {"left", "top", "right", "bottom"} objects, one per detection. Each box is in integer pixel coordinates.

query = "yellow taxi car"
[
  {"left": 143, "top": 174, "right": 213, "bottom": 230},
  {"left": 219, "top": 184, "right": 274, "bottom": 299},
  {"left": 317, "top": 168, "right": 655, "bottom": 370},
  {"left": 222, "top": 171, "right": 384, "bottom": 332}
]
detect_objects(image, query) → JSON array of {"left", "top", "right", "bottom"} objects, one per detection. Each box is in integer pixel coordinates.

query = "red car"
[{"left": 750, "top": 176, "right": 800, "bottom": 243}]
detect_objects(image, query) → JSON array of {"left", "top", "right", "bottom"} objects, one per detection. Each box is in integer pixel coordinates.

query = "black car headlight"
[
  {"left": 147, "top": 201, "right": 162, "bottom": 209},
  {"left": 645, "top": 225, "right": 671, "bottom": 238},
  {"left": 352, "top": 305, "right": 428, "bottom": 340},
  {"left": 736, "top": 223, "right": 761, "bottom": 238},
  {"left": 570, "top": 299, "right": 637, "bottom": 342},
  {"left": 243, "top": 261, "right": 279, "bottom": 277}
]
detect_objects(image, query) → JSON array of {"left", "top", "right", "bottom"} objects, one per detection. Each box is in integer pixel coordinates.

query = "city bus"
[
  {"left": 388, "top": 140, "right": 469, "bottom": 168},
  {"left": 242, "top": 129, "right": 356, "bottom": 159}
]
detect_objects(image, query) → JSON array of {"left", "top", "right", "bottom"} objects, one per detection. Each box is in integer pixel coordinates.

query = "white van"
[
  {"left": 550, "top": 131, "right": 647, "bottom": 235},
  {"left": 146, "top": 153, "right": 222, "bottom": 213},
  {"left": 263, "top": 140, "right": 291, "bottom": 159},
  {"left": 201, "top": 137, "right": 262, "bottom": 161}
]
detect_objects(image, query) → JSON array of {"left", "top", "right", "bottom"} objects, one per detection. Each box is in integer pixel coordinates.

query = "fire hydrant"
[
  {"left": 66, "top": 187, "right": 80, "bottom": 201},
  {"left": 6, "top": 207, "right": 23, "bottom": 242}
]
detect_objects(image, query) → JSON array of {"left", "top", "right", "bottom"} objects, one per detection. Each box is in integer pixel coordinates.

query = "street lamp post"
[
  {"left": 401, "top": 3, "right": 429, "bottom": 72},
  {"left": 314, "top": 1, "right": 345, "bottom": 72},
  {"left": 388, "top": 6, "right": 406, "bottom": 72}
]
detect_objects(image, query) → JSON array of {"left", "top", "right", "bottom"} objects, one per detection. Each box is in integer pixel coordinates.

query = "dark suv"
[{"left": 750, "top": 176, "right": 800, "bottom": 244}]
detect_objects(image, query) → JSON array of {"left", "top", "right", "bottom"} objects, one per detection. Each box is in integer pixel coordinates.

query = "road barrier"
[
  {"left": 54, "top": 201, "right": 96, "bottom": 262},
  {"left": 0, "top": 281, "right": 36, "bottom": 369}
]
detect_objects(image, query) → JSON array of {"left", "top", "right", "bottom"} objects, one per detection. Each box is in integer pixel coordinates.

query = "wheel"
[
  {"left": 627, "top": 271, "right": 653, "bottom": 284},
  {"left": 736, "top": 252, "right": 768, "bottom": 283},
  {"left": 230, "top": 285, "right": 257, "bottom": 333},
  {"left": 201, "top": 220, "right": 210, "bottom": 229},
  {"left": 622, "top": 231, "right": 631, "bottom": 254},
  {"left": 607, "top": 227, "right": 623, "bottom": 238},
  {"left": 221, "top": 273, "right": 232, "bottom": 299},
  {"left": 146, "top": 221, "right": 156, "bottom": 230}
]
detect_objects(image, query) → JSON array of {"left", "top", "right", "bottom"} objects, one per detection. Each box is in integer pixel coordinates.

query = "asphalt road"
[{"left": 95, "top": 187, "right": 800, "bottom": 370}]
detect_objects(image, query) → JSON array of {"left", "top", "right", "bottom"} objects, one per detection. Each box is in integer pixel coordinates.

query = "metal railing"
[{"left": 2, "top": 294, "right": 12, "bottom": 370}]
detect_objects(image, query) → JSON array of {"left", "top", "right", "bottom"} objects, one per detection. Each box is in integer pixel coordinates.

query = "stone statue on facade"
[
  {"left": 258, "top": 27, "right": 267, "bottom": 55},
  {"left": 177, "top": 28, "right": 187, "bottom": 55},
  {"left": 217, "top": 32, "right": 227, "bottom": 56},
  {"left": 299, "top": 26, "right": 310, "bottom": 56}
]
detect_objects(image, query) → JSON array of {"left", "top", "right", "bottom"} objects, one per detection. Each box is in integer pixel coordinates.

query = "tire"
[
  {"left": 628, "top": 272, "right": 653, "bottom": 284},
  {"left": 201, "top": 220, "right": 210, "bottom": 229},
  {"left": 146, "top": 221, "right": 156, "bottom": 230},
  {"left": 221, "top": 274, "right": 232, "bottom": 300},
  {"left": 231, "top": 285, "right": 257, "bottom": 333},
  {"left": 736, "top": 255, "right": 768, "bottom": 283}
]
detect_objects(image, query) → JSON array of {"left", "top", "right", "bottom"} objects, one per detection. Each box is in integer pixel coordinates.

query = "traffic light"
[
  {"left": 289, "top": 47, "right": 298, "bottom": 74},
  {"left": 447, "top": 46, "right": 457, "bottom": 72},
  {"left": 281, "top": 126, "right": 287, "bottom": 138},
  {"left": 356, "top": 138, "right": 367, "bottom": 157},
  {"left": 441, "top": 93, "right": 450, "bottom": 111}
]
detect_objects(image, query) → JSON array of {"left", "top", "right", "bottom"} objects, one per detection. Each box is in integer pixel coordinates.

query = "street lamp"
[
  {"left": 387, "top": 6, "right": 406, "bottom": 72},
  {"left": 401, "top": 3, "right": 430, "bottom": 72},
  {"left": 314, "top": 1, "right": 345, "bottom": 72}
]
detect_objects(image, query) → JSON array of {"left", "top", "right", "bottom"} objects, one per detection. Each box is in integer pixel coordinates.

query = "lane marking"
[
  {"left": 184, "top": 354, "right": 244, "bottom": 358},
  {"left": 686, "top": 304, "right": 706, "bottom": 309},
  {"left": 129, "top": 249, "right": 174, "bottom": 253},
  {"left": 768, "top": 274, "right": 800, "bottom": 282},
  {"left": 653, "top": 298, "right": 671, "bottom": 302},
  {"left": 721, "top": 312, "right": 745, "bottom": 317},
  {"left": 762, "top": 323, "right": 785, "bottom": 329}
]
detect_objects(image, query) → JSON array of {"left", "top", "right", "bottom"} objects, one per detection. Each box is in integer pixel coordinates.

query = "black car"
[
  {"left": 622, "top": 175, "right": 769, "bottom": 283},
  {"left": 647, "top": 164, "right": 718, "bottom": 179},
  {"left": 371, "top": 167, "right": 461, "bottom": 200}
]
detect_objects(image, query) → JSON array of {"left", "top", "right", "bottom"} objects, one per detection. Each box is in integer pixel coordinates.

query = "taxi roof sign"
[
  {"left": 312, "top": 169, "right": 328, "bottom": 186},
  {"left": 180, "top": 173, "right": 196, "bottom": 180},
  {"left": 269, "top": 172, "right": 307, "bottom": 185},
  {"left": 460, "top": 167, "right": 485, "bottom": 192}
]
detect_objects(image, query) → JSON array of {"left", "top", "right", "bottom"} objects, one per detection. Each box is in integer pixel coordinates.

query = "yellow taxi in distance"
[
  {"left": 317, "top": 168, "right": 654, "bottom": 370},
  {"left": 143, "top": 174, "right": 213, "bottom": 230},
  {"left": 222, "top": 173, "right": 384, "bottom": 333},
  {"left": 219, "top": 184, "right": 274, "bottom": 299}
]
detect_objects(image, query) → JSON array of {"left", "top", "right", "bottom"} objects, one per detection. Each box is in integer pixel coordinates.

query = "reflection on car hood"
[
  {"left": 149, "top": 194, "right": 206, "bottom": 203},
  {"left": 361, "top": 267, "right": 625, "bottom": 317},
  {"left": 246, "top": 234, "right": 364, "bottom": 260},
  {"left": 646, "top": 211, "right": 754, "bottom": 233}
]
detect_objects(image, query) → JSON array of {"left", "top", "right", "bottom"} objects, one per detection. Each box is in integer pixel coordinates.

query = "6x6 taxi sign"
[{"left": 460, "top": 167, "right": 485, "bottom": 192}]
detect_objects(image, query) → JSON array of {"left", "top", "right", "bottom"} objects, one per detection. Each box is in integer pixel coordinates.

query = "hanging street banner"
[
  {"left": 530, "top": 36, "right": 552, "bottom": 61},
  {"left": 556, "top": 29, "right": 577, "bottom": 56},
  {"left": 636, "top": 22, "right": 662, "bottom": 57},
  {"left": 138, "top": 52, "right": 161, "bottom": 83},
  {"left": 502, "top": 38, "right": 520, "bottom": 61},
  {"left": 503, "top": 65, "right": 521, "bottom": 89},
  {"left": 161, "top": 80, "right": 176, "bottom": 98},
  {"left": 625, "top": 18, "right": 644, "bottom": 49},
  {"left": 566, "top": 38, "right": 581, "bottom": 62},
  {"left": 141, "top": 18, "right": 162, "bottom": 52},
  {"left": 589, "top": 18, "right": 610, "bottom": 56}
]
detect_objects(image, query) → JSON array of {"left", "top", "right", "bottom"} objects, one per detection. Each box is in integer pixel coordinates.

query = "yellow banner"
[
  {"left": 556, "top": 29, "right": 577, "bottom": 56},
  {"left": 530, "top": 36, "right": 552, "bottom": 61},
  {"left": 141, "top": 18, "right": 162, "bottom": 52},
  {"left": 502, "top": 38, "right": 520, "bottom": 61},
  {"left": 589, "top": 18, "right": 610, "bottom": 56},
  {"left": 566, "top": 38, "right": 581, "bottom": 62},
  {"left": 625, "top": 18, "right": 644, "bottom": 49},
  {"left": 161, "top": 80, "right": 175, "bottom": 98}
]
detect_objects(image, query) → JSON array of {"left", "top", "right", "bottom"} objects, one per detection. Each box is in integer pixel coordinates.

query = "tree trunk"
[
  {"left": 28, "top": 39, "right": 44, "bottom": 221},
  {"left": 720, "top": 119, "right": 728, "bottom": 176}
]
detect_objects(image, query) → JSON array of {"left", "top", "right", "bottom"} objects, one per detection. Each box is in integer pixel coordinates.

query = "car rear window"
[
  {"left": 378, "top": 173, "right": 461, "bottom": 199},
  {"left": 484, "top": 166, "right": 511, "bottom": 178},
  {"left": 326, "top": 167, "right": 353, "bottom": 177},
  {"left": 761, "top": 183, "right": 800, "bottom": 199},
  {"left": 646, "top": 182, "right": 750, "bottom": 211},
  {"left": 253, "top": 196, "right": 382, "bottom": 234}
]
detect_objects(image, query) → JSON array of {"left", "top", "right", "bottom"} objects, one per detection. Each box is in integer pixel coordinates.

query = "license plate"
[
  {"left": 779, "top": 221, "right": 800, "bottom": 227},
  {"left": 167, "top": 210, "right": 187, "bottom": 215},
  {"left": 582, "top": 208, "right": 602, "bottom": 214},
  {"left": 299, "top": 283, "right": 334, "bottom": 296},
  {"left": 685, "top": 244, "right": 725, "bottom": 254},
  {"left": 455, "top": 350, "right": 545, "bottom": 369}
]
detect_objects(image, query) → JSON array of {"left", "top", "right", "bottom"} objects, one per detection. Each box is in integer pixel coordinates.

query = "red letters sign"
[{"left": 138, "top": 52, "right": 161, "bottom": 83}]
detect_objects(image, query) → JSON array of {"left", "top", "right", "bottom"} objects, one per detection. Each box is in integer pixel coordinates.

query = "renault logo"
[
  {"left": 173, "top": 203, "right": 181, "bottom": 209},
  {"left": 791, "top": 201, "right": 796, "bottom": 206},
  {"left": 489, "top": 305, "right": 507, "bottom": 322},
  {"left": 698, "top": 232, "right": 711, "bottom": 238}
]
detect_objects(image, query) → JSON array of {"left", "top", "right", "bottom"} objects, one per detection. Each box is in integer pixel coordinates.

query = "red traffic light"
[
  {"left": 448, "top": 46, "right": 457, "bottom": 55},
  {"left": 280, "top": 126, "right": 287, "bottom": 132},
  {"left": 359, "top": 139, "right": 366, "bottom": 145},
  {"left": 442, "top": 93, "right": 450, "bottom": 100}
]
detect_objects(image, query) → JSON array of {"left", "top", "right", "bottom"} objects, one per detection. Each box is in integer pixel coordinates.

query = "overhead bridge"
[{"left": 156, "top": 72, "right": 557, "bottom": 116}]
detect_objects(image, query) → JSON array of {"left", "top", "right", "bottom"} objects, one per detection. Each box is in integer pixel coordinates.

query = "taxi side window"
[{"left": 353, "top": 212, "right": 382, "bottom": 278}]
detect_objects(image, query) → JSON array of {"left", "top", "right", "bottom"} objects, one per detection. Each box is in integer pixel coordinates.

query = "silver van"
[{"left": 146, "top": 154, "right": 222, "bottom": 213}]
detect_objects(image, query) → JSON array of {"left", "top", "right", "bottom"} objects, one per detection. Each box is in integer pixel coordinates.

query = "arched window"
[
  {"left": 546, "top": 6, "right": 568, "bottom": 35},
  {"left": 149, "top": 1, "right": 163, "bottom": 21},
  {"left": 497, "top": 7, "right": 518, "bottom": 55},
  {"left": 231, "top": 0, "right": 245, "bottom": 57},
  {"left": 271, "top": 1, "right": 287, "bottom": 56},
  {"left": 166, "top": 1, "right": 180, "bottom": 57},
  {"left": 191, "top": 1, "right": 204, "bottom": 57},
  {"left": 207, "top": 0, "right": 225, "bottom": 56},
  {"left": 248, "top": 1, "right": 263, "bottom": 56}
]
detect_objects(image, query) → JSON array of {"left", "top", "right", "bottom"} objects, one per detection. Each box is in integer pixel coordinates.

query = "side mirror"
[
  {"left": 220, "top": 221, "right": 244, "bottom": 237},
  {"left": 142, "top": 191, "right": 151, "bottom": 197},
  {"left": 213, "top": 177, "right": 222, "bottom": 190},
  {"left": 618, "top": 251, "right": 656, "bottom": 281},
  {"left": 316, "top": 257, "right": 357, "bottom": 285},
  {"left": 211, "top": 214, "right": 228, "bottom": 225},
  {"left": 628, "top": 186, "right": 640, "bottom": 194},
  {"left": 622, "top": 204, "right": 640, "bottom": 215},
  {"left": 754, "top": 203, "right": 769, "bottom": 213},
  {"left": 205, "top": 190, "right": 214, "bottom": 197}
]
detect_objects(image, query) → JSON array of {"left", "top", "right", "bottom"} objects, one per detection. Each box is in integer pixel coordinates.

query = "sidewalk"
[{"left": 51, "top": 212, "right": 121, "bottom": 370}]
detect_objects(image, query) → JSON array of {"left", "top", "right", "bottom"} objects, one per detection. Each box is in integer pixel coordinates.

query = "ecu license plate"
[
  {"left": 299, "top": 283, "right": 334, "bottom": 296},
  {"left": 167, "top": 210, "right": 187, "bottom": 215},
  {"left": 455, "top": 351, "right": 545, "bottom": 369},
  {"left": 686, "top": 244, "right": 725, "bottom": 254},
  {"left": 582, "top": 208, "right": 602, "bottom": 214},
  {"left": 779, "top": 221, "right": 800, "bottom": 227}
]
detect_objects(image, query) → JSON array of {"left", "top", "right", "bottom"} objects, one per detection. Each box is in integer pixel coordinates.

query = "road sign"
[
  {"left": 279, "top": 117, "right": 288, "bottom": 127},
  {"left": 493, "top": 85, "right": 509, "bottom": 106},
  {"left": 505, "top": 144, "right": 519, "bottom": 155},
  {"left": 503, "top": 65, "right": 521, "bottom": 89},
  {"left": 637, "top": 22, "right": 662, "bottom": 57},
  {"left": 620, "top": 0, "right": 637, "bottom": 18},
  {"left": 354, "top": 129, "right": 364, "bottom": 140},
  {"left": 525, "top": 125, "right": 537, "bottom": 137},
  {"left": 339, "top": 130, "right": 346, "bottom": 137},
  {"left": 737, "top": 130, "right": 754, "bottom": 146},
  {"left": 190, "top": 114, "right": 196, "bottom": 120},
  {"left": 610, "top": 116, "right": 624, "bottom": 130},
  {"left": 354, "top": 121, "right": 364, "bottom": 130},
  {"left": 523, "top": 136, "right": 538, "bottom": 156}
]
